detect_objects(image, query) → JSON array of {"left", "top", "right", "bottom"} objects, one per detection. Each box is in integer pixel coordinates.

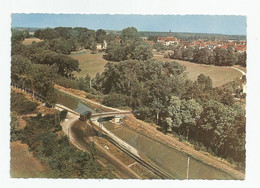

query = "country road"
[
  {"left": 231, "top": 66, "right": 246, "bottom": 77},
  {"left": 58, "top": 108, "right": 142, "bottom": 179}
]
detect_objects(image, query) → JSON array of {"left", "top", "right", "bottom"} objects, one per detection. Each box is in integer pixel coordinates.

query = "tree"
[
  {"left": 120, "top": 27, "right": 140, "bottom": 43},
  {"left": 226, "top": 46, "right": 238, "bottom": 66},
  {"left": 96, "top": 29, "right": 106, "bottom": 43},
  {"left": 193, "top": 47, "right": 214, "bottom": 64},
  {"left": 182, "top": 47, "right": 194, "bottom": 61},
  {"left": 11, "top": 29, "right": 29, "bottom": 44},
  {"left": 11, "top": 55, "right": 32, "bottom": 86},
  {"left": 237, "top": 52, "right": 246, "bottom": 67},
  {"left": 153, "top": 42, "right": 166, "bottom": 52},
  {"left": 197, "top": 74, "right": 213, "bottom": 91},
  {"left": 105, "top": 27, "right": 153, "bottom": 61},
  {"left": 180, "top": 99, "right": 202, "bottom": 139},
  {"left": 164, "top": 96, "right": 182, "bottom": 132},
  {"left": 32, "top": 51, "right": 80, "bottom": 77},
  {"left": 102, "top": 93, "right": 130, "bottom": 108},
  {"left": 132, "top": 43, "right": 153, "bottom": 61},
  {"left": 37, "top": 28, "right": 59, "bottom": 40},
  {"left": 198, "top": 100, "right": 237, "bottom": 152},
  {"left": 11, "top": 112, "right": 21, "bottom": 141}
]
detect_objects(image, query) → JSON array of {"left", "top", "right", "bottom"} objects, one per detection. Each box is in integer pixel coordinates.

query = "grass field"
[
  {"left": 10, "top": 141, "right": 50, "bottom": 178},
  {"left": 70, "top": 50, "right": 245, "bottom": 87},
  {"left": 22, "top": 37, "right": 43, "bottom": 45},
  {"left": 153, "top": 54, "right": 246, "bottom": 87},
  {"left": 70, "top": 49, "right": 108, "bottom": 78}
]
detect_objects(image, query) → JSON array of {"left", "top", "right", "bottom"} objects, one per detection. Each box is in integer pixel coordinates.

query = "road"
[
  {"left": 231, "top": 66, "right": 246, "bottom": 77},
  {"left": 58, "top": 108, "right": 142, "bottom": 179}
]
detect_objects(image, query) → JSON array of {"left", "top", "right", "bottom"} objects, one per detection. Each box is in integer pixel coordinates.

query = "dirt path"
[
  {"left": 56, "top": 86, "right": 245, "bottom": 180},
  {"left": 18, "top": 114, "right": 38, "bottom": 129},
  {"left": 231, "top": 66, "right": 246, "bottom": 79}
]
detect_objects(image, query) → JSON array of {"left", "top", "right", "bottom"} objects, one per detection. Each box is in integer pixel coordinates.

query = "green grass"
[
  {"left": 153, "top": 54, "right": 245, "bottom": 87},
  {"left": 70, "top": 49, "right": 108, "bottom": 78},
  {"left": 70, "top": 50, "right": 245, "bottom": 87}
]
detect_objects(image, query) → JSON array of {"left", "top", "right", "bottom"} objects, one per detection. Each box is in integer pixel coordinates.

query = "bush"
[
  {"left": 59, "top": 110, "right": 68, "bottom": 122},
  {"left": 86, "top": 93, "right": 95, "bottom": 99},
  {"left": 11, "top": 91, "right": 38, "bottom": 115},
  {"left": 102, "top": 93, "right": 130, "bottom": 108},
  {"left": 10, "top": 112, "right": 21, "bottom": 141},
  {"left": 55, "top": 76, "right": 80, "bottom": 90}
]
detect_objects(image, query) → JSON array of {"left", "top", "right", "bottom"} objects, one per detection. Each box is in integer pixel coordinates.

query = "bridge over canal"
[{"left": 91, "top": 111, "right": 132, "bottom": 122}]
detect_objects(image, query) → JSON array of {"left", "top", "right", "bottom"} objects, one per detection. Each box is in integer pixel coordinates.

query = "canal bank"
[{"left": 55, "top": 87, "right": 245, "bottom": 180}]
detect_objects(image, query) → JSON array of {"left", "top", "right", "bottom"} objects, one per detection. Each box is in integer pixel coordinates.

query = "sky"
[{"left": 12, "top": 14, "right": 246, "bottom": 35}]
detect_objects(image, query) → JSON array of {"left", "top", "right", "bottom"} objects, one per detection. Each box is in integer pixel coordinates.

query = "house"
[
  {"left": 157, "top": 37, "right": 180, "bottom": 46},
  {"left": 96, "top": 40, "right": 108, "bottom": 51},
  {"left": 145, "top": 40, "right": 155, "bottom": 46},
  {"left": 79, "top": 111, "right": 92, "bottom": 121},
  {"left": 234, "top": 44, "right": 246, "bottom": 53}
]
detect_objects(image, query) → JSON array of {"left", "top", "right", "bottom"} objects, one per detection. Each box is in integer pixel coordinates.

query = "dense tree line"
[
  {"left": 141, "top": 31, "right": 246, "bottom": 41},
  {"left": 11, "top": 55, "right": 57, "bottom": 104},
  {"left": 162, "top": 44, "right": 246, "bottom": 67},
  {"left": 11, "top": 28, "right": 87, "bottom": 104},
  {"left": 34, "top": 27, "right": 108, "bottom": 54},
  {"left": 92, "top": 59, "right": 245, "bottom": 168}
]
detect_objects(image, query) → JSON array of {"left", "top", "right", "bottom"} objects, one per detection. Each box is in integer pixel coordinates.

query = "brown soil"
[
  {"left": 22, "top": 37, "right": 43, "bottom": 45},
  {"left": 10, "top": 141, "right": 48, "bottom": 178}
]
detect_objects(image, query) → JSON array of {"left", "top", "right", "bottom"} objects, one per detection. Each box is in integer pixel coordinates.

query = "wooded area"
[
  {"left": 11, "top": 26, "right": 246, "bottom": 171},
  {"left": 10, "top": 91, "right": 114, "bottom": 178}
]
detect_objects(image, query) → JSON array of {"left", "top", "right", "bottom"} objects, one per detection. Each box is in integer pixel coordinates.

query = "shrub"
[
  {"left": 11, "top": 91, "right": 38, "bottom": 115},
  {"left": 102, "top": 93, "right": 130, "bottom": 108},
  {"left": 59, "top": 110, "right": 68, "bottom": 122}
]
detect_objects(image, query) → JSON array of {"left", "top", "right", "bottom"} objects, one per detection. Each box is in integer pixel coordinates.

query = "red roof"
[
  {"left": 220, "top": 45, "right": 228, "bottom": 49},
  {"left": 157, "top": 37, "right": 179, "bottom": 42},
  {"left": 227, "top": 42, "right": 235, "bottom": 46},
  {"left": 234, "top": 46, "right": 246, "bottom": 51},
  {"left": 145, "top": 41, "right": 155, "bottom": 45}
]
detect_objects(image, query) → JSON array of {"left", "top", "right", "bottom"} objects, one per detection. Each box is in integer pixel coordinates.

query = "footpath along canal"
[{"left": 56, "top": 90, "right": 235, "bottom": 179}]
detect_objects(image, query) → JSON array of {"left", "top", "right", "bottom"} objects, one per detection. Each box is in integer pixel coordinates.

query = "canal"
[{"left": 56, "top": 90, "right": 235, "bottom": 179}]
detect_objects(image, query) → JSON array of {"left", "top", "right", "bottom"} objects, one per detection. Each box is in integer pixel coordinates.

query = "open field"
[
  {"left": 153, "top": 54, "right": 246, "bottom": 87},
  {"left": 22, "top": 37, "right": 43, "bottom": 45},
  {"left": 10, "top": 141, "right": 49, "bottom": 178},
  {"left": 70, "top": 49, "right": 108, "bottom": 78},
  {"left": 70, "top": 50, "right": 245, "bottom": 87}
]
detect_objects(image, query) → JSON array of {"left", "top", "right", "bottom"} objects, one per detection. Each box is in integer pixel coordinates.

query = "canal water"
[
  {"left": 56, "top": 90, "right": 234, "bottom": 179},
  {"left": 56, "top": 90, "right": 96, "bottom": 114}
]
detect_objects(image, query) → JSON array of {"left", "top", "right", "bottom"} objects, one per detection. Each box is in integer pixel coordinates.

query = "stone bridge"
[{"left": 91, "top": 111, "right": 132, "bottom": 123}]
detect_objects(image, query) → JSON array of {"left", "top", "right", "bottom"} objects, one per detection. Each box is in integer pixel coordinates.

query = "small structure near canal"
[{"left": 79, "top": 111, "right": 92, "bottom": 121}]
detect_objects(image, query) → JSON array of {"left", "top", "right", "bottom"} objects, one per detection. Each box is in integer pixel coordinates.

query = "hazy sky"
[{"left": 12, "top": 14, "right": 246, "bottom": 35}]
